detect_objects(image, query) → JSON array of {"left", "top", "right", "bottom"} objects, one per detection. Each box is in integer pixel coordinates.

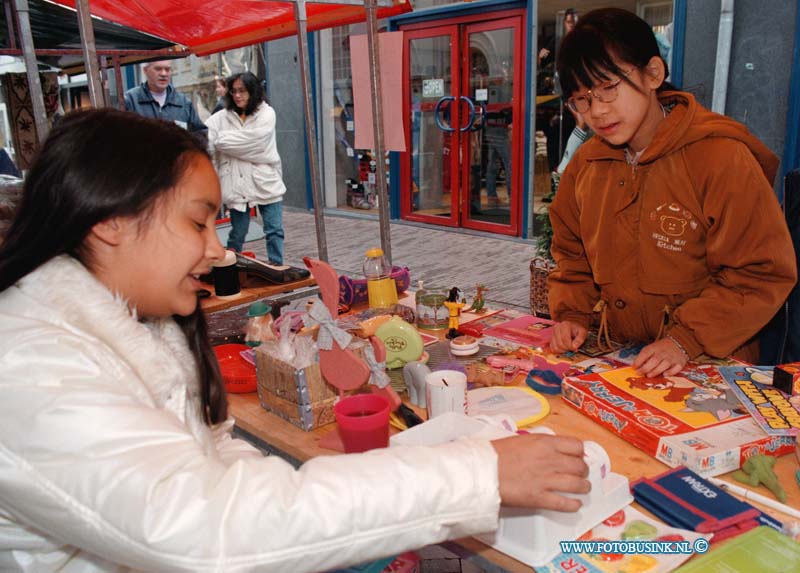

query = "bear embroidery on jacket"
[{"left": 648, "top": 202, "right": 698, "bottom": 253}]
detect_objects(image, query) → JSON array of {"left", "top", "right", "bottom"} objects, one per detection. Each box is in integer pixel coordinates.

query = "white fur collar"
[{"left": 16, "top": 255, "right": 214, "bottom": 450}]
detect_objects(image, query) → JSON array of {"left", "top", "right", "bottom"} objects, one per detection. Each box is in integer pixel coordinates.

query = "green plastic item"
[
  {"left": 732, "top": 454, "right": 787, "bottom": 503},
  {"left": 247, "top": 301, "right": 271, "bottom": 318},
  {"left": 376, "top": 316, "right": 424, "bottom": 370}
]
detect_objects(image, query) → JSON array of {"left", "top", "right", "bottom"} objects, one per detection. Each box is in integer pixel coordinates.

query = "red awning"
[{"left": 50, "top": 0, "right": 412, "bottom": 56}]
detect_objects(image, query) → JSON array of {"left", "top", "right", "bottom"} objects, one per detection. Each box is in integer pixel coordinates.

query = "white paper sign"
[
  {"left": 422, "top": 78, "right": 445, "bottom": 98},
  {"left": 475, "top": 88, "right": 488, "bottom": 102}
]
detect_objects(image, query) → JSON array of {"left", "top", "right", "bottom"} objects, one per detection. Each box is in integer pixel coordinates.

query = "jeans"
[
  {"left": 485, "top": 127, "right": 511, "bottom": 199},
  {"left": 227, "top": 202, "right": 285, "bottom": 265}
]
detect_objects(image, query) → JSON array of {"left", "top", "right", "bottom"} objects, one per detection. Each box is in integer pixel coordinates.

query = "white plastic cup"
[{"left": 425, "top": 370, "right": 468, "bottom": 419}]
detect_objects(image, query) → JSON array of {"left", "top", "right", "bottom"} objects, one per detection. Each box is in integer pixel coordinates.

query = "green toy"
[{"left": 732, "top": 454, "right": 787, "bottom": 503}]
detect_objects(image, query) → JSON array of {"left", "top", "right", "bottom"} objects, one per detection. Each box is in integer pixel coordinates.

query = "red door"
[{"left": 400, "top": 11, "right": 525, "bottom": 236}]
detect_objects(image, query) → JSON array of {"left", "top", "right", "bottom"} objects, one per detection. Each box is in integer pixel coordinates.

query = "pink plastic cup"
[{"left": 334, "top": 394, "right": 391, "bottom": 453}]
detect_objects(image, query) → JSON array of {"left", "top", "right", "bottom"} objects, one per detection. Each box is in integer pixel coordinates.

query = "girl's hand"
[
  {"left": 492, "top": 433, "right": 590, "bottom": 511},
  {"left": 549, "top": 321, "right": 588, "bottom": 354},
  {"left": 633, "top": 338, "right": 688, "bottom": 377}
]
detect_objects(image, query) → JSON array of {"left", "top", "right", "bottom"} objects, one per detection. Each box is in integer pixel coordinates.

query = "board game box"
[{"left": 561, "top": 365, "right": 796, "bottom": 477}]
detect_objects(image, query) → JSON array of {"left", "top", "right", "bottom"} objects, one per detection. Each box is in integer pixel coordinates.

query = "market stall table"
[
  {"left": 200, "top": 275, "right": 316, "bottom": 313},
  {"left": 227, "top": 388, "right": 800, "bottom": 571}
]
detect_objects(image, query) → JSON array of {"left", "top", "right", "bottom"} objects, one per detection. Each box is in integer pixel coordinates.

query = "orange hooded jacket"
[{"left": 548, "top": 91, "right": 797, "bottom": 361}]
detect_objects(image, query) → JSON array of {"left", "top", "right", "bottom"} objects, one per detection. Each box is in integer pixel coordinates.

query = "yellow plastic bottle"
[{"left": 363, "top": 248, "right": 398, "bottom": 308}]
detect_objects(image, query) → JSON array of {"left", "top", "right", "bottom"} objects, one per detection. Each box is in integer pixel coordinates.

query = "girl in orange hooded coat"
[{"left": 547, "top": 8, "right": 796, "bottom": 377}]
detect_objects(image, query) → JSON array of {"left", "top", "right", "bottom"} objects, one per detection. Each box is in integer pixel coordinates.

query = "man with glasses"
[{"left": 124, "top": 60, "right": 207, "bottom": 140}]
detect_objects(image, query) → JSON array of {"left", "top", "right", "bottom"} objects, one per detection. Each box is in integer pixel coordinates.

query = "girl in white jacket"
[
  {"left": 207, "top": 72, "right": 286, "bottom": 264},
  {"left": 0, "top": 109, "right": 590, "bottom": 572}
]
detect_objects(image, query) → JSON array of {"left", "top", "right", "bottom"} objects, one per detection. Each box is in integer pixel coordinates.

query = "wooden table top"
[
  {"left": 228, "top": 389, "right": 800, "bottom": 572},
  {"left": 200, "top": 275, "right": 316, "bottom": 313}
]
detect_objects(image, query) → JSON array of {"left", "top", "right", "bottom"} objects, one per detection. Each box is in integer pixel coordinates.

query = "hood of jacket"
[
  {"left": 0, "top": 255, "right": 214, "bottom": 452},
  {"left": 578, "top": 90, "right": 779, "bottom": 185}
]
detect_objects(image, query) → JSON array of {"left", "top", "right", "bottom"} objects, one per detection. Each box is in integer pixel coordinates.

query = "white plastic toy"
[{"left": 389, "top": 413, "right": 633, "bottom": 566}]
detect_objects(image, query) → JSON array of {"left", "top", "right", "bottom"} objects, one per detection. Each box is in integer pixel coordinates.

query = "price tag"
[
  {"left": 368, "top": 173, "right": 376, "bottom": 184},
  {"left": 346, "top": 120, "right": 354, "bottom": 131}
]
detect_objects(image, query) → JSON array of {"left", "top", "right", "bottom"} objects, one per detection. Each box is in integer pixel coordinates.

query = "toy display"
[
  {"left": 244, "top": 301, "right": 274, "bottom": 347},
  {"left": 443, "top": 287, "right": 466, "bottom": 340},
  {"left": 481, "top": 314, "right": 556, "bottom": 348},
  {"left": 376, "top": 316, "right": 425, "bottom": 369},
  {"left": 774, "top": 362, "right": 800, "bottom": 395},
  {"left": 562, "top": 365, "right": 796, "bottom": 476},
  {"left": 449, "top": 335, "right": 480, "bottom": 356},
  {"left": 483, "top": 347, "right": 573, "bottom": 385},
  {"left": 402, "top": 361, "right": 431, "bottom": 407},
  {"left": 719, "top": 366, "right": 800, "bottom": 436},
  {"left": 465, "top": 284, "right": 488, "bottom": 313},
  {"left": 467, "top": 386, "right": 550, "bottom": 426},
  {"left": 536, "top": 506, "right": 706, "bottom": 573},
  {"left": 732, "top": 455, "right": 787, "bottom": 502},
  {"left": 465, "top": 361, "right": 507, "bottom": 387},
  {"left": 415, "top": 280, "right": 448, "bottom": 330}
]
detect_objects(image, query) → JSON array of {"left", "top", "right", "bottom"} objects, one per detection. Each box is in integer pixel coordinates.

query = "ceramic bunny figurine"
[{"left": 403, "top": 361, "right": 431, "bottom": 407}]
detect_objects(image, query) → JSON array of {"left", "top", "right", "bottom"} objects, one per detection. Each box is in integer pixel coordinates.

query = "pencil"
[{"left": 708, "top": 477, "right": 800, "bottom": 520}]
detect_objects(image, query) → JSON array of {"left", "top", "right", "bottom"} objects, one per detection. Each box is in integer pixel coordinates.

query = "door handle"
[
  {"left": 459, "top": 95, "right": 476, "bottom": 132},
  {"left": 434, "top": 96, "right": 456, "bottom": 132}
]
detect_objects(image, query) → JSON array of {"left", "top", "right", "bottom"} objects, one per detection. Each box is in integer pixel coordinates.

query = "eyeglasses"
[{"left": 566, "top": 69, "right": 634, "bottom": 114}]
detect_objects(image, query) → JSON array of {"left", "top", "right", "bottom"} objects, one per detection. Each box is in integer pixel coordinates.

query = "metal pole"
[
  {"left": 4, "top": 0, "right": 17, "bottom": 50},
  {"left": 364, "top": 0, "right": 392, "bottom": 264},
  {"left": 293, "top": 0, "right": 328, "bottom": 262},
  {"left": 75, "top": 0, "right": 104, "bottom": 107},
  {"left": 13, "top": 0, "right": 48, "bottom": 142},
  {"left": 112, "top": 55, "right": 125, "bottom": 110}
]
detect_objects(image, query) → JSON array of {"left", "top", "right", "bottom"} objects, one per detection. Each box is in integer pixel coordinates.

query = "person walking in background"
[
  {"left": 547, "top": 8, "right": 796, "bottom": 376},
  {"left": 124, "top": 60, "right": 207, "bottom": 139},
  {"left": 206, "top": 72, "right": 287, "bottom": 265},
  {"left": 538, "top": 7, "right": 579, "bottom": 68}
]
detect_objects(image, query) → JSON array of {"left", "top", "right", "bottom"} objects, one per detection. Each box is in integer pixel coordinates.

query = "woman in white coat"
[
  {"left": 0, "top": 109, "right": 589, "bottom": 572},
  {"left": 207, "top": 72, "right": 286, "bottom": 264}
]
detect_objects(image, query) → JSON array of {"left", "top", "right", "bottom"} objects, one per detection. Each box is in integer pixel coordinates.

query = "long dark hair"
[
  {"left": 557, "top": 8, "right": 670, "bottom": 99},
  {"left": 224, "top": 71, "right": 264, "bottom": 116},
  {"left": 0, "top": 109, "right": 227, "bottom": 425}
]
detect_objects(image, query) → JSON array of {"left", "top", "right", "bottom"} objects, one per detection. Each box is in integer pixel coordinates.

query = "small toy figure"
[
  {"left": 733, "top": 454, "right": 787, "bottom": 502},
  {"left": 443, "top": 287, "right": 466, "bottom": 340},
  {"left": 466, "top": 284, "right": 488, "bottom": 313}
]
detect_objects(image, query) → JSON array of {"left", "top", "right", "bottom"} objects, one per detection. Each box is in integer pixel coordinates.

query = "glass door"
[
  {"left": 400, "top": 14, "right": 523, "bottom": 236},
  {"left": 462, "top": 17, "right": 522, "bottom": 235},
  {"left": 401, "top": 26, "right": 461, "bottom": 227}
]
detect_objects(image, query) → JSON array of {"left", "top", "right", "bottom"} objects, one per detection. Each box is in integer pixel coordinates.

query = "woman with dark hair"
[
  {"left": 547, "top": 8, "right": 796, "bottom": 376},
  {"left": 206, "top": 71, "right": 287, "bottom": 264},
  {"left": 0, "top": 109, "right": 591, "bottom": 571}
]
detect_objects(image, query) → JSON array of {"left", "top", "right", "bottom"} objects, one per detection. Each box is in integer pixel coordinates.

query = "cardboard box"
[
  {"left": 255, "top": 346, "right": 338, "bottom": 431},
  {"left": 561, "top": 365, "right": 796, "bottom": 477},
  {"left": 774, "top": 362, "right": 800, "bottom": 395}
]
